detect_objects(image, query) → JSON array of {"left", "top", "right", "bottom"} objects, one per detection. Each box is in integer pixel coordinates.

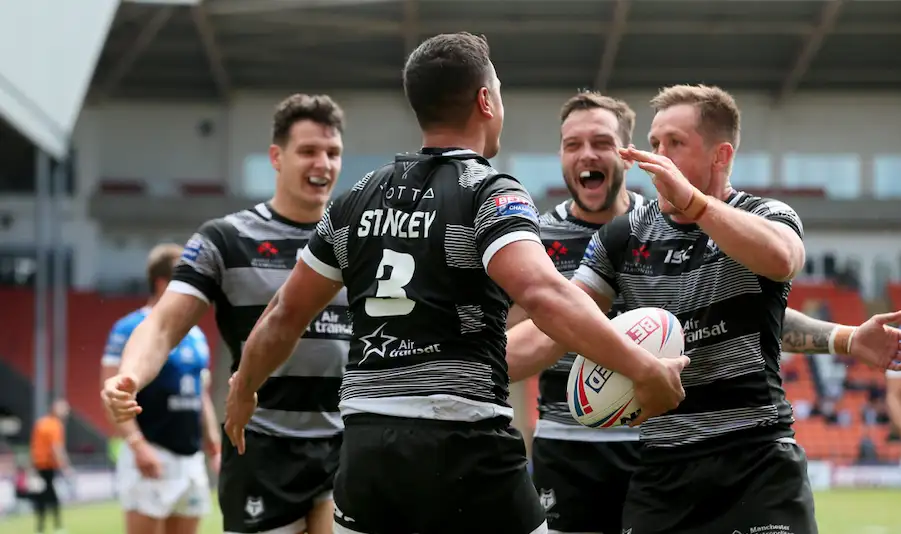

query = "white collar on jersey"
[{"left": 436, "top": 149, "right": 477, "bottom": 156}]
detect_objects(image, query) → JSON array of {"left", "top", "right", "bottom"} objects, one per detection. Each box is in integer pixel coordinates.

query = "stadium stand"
[
  {"left": 0, "top": 289, "right": 219, "bottom": 443},
  {"left": 3, "top": 0, "right": 901, "bottom": 529}
]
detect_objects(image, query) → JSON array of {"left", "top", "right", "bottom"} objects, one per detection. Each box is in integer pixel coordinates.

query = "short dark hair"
[
  {"left": 271, "top": 94, "right": 345, "bottom": 146},
  {"left": 560, "top": 91, "right": 636, "bottom": 146},
  {"left": 403, "top": 32, "right": 492, "bottom": 129},
  {"left": 146, "top": 243, "right": 182, "bottom": 293}
]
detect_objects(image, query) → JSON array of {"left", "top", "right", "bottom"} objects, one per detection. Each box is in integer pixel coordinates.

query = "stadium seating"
[{"left": 0, "top": 289, "right": 219, "bottom": 437}]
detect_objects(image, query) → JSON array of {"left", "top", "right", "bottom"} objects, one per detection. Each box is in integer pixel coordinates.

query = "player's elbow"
[{"left": 769, "top": 243, "right": 805, "bottom": 282}]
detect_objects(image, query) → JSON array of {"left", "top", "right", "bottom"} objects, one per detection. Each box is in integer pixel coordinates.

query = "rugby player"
[
  {"left": 509, "top": 90, "right": 901, "bottom": 534},
  {"left": 506, "top": 84, "right": 901, "bottom": 534},
  {"left": 102, "top": 94, "right": 349, "bottom": 534},
  {"left": 222, "top": 32, "right": 687, "bottom": 534},
  {"left": 100, "top": 244, "right": 217, "bottom": 534}
]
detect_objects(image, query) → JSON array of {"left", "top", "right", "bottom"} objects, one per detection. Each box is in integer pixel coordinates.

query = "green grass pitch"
[{"left": 1, "top": 489, "right": 900, "bottom": 534}]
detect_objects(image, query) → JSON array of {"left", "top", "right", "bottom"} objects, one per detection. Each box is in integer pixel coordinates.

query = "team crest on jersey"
[{"left": 494, "top": 195, "right": 538, "bottom": 221}]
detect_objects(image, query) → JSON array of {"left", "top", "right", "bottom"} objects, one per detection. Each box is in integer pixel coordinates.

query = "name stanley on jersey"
[{"left": 358, "top": 208, "right": 437, "bottom": 238}]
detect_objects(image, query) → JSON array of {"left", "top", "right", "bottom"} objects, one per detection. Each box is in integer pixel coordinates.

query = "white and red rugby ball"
[{"left": 566, "top": 307, "right": 684, "bottom": 429}]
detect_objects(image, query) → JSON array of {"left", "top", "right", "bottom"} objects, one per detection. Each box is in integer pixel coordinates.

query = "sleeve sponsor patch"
[
  {"left": 182, "top": 237, "right": 203, "bottom": 262},
  {"left": 494, "top": 195, "right": 538, "bottom": 220}
]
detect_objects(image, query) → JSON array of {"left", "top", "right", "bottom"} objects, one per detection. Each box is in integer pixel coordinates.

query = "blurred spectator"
[
  {"left": 857, "top": 436, "right": 881, "bottom": 465},
  {"left": 794, "top": 399, "right": 813, "bottom": 420}
]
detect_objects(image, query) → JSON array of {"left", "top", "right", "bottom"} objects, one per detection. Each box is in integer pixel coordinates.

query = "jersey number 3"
[{"left": 365, "top": 249, "right": 416, "bottom": 317}]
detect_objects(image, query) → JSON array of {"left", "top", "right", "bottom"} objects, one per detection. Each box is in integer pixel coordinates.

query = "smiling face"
[
  {"left": 269, "top": 119, "right": 343, "bottom": 211},
  {"left": 560, "top": 107, "right": 628, "bottom": 214}
]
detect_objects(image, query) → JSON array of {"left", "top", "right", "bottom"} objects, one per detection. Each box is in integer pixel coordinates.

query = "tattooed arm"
[{"left": 781, "top": 308, "right": 854, "bottom": 355}]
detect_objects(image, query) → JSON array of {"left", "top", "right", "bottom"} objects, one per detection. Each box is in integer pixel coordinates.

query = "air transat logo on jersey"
[
  {"left": 359, "top": 323, "right": 397, "bottom": 364},
  {"left": 358, "top": 323, "right": 442, "bottom": 364},
  {"left": 305, "top": 306, "right": 353, "bottom": 340}
]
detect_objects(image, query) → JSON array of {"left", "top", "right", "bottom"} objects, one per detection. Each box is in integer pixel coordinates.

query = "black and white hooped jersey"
[
  {"left": 301, "top": 148, "right": 541, "bottom": 423},
  {"left": 169, "top": 203, "right": 350, "bottom": 439},
  {"left": 535, "top": 194, "right": 645, "bottom": 443},
  {"left": 573, "top": 191, "right": 803, "bottom": 460}
]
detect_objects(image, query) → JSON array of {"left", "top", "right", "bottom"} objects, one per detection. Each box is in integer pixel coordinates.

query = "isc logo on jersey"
[
  {"left": 566, "top": 308, "right": 685, "bottom": 428},
  {"left": 495, "top": 195, "right": 537, "bottom": 221}
]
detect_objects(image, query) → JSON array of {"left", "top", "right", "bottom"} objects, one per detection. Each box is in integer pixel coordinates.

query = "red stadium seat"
[{"left": 0, "top": 288, "right": 219, "bottom": 437}]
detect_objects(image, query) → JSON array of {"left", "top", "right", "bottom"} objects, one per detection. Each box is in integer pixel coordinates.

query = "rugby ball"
[{"left": 566, "top": 307, "right": 684, "bottom": 428}]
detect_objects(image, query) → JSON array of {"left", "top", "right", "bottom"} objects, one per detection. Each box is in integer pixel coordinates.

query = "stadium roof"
[{"left": 88, "top": 0, "right": 901, "bottom": 102}]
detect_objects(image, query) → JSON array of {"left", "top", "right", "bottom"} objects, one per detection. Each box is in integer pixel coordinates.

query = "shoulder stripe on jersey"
[
  {"left": 254, "top": 203, "right": 273, "bottom": 219},
  {"left": 481, "top": 231, "right": 541, "bottom": 270},
  {"left": 167, "top": 280, "right": 211, "bottom": 304}
]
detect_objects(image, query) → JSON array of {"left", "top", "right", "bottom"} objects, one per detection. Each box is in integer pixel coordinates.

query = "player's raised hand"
[
  {"left": 101, "top": 373, "right": 142, "bottom": 422},
  {"left": 224, "top": 372, "right": 257, "bottom": 455},
  {"left": 848, "top": 311, "right": 901, "bottom": 371},
  {"left": 630, "top": 355, "right": 690, "bottom": 426},
  {"left": 618, "top": 147, "right": 696, "bottom": 215}
]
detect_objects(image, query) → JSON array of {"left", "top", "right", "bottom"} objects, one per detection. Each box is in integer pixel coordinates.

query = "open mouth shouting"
[{"left": 579, "top": 170, "right": 607, "bottom": 190}]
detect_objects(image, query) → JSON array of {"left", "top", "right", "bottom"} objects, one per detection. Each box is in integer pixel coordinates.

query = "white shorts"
[{"left": 116, "top": 442, "right": 211, "bottom": 519}]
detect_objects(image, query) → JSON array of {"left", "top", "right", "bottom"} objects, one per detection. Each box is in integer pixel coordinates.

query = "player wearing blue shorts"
[{"left": 101, "top": 244, "right": 219, "bottom": 534}]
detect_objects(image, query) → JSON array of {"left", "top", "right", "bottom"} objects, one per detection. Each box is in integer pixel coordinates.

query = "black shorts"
[
  {"left": 622, "top": 439, "right": 818, "bottom": 534},
  {"left": 333, "top": 414, "right": 547, "bottom": 534},
  {"left": 532, "top": 437, "right": 641, "bottom": 534},
  {"left": 219, "top": 427, "right": 341, "bottom": 533}
]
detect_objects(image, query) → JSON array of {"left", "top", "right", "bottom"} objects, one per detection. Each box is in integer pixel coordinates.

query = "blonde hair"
[
  {"left": 560, "top": 90, "right": 636, "bottom": 146},
  {"left": 650, "top": 84, "right": 741, "bottom": 149},
  {"left": 146, "top": 243, "right": 183, "bottom": 293}
]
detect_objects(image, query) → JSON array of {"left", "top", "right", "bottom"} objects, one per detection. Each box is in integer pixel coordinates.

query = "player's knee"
[
  {"left": 163, "top": 515, "right": 201, "bottom": 534},
  {"left": 125, "top": 510, "right": 166, "bottom": 534}
]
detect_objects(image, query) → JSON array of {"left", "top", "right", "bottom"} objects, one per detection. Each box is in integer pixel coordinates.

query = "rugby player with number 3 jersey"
[
  {"left": 223, "top": 33, "right": 688, "bottom": 534},
  {"left": 102, "top": 94, "right": 350, "bottom": 534}
]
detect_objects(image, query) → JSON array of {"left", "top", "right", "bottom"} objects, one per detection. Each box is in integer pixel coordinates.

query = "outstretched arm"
[
  {"left": 782, "top": 308, "right": 901, "bottom": 370},
  {"left": 781, "top": 308, "right": 852, "bottom": 354},
  {"left": 118, "top": 293, "right": 209, "bottom": 389}
]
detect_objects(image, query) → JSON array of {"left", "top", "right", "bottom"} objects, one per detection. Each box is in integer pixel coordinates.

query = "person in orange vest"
[{"left": 30, "top": 398, "right": 72, "bottom": 534}]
